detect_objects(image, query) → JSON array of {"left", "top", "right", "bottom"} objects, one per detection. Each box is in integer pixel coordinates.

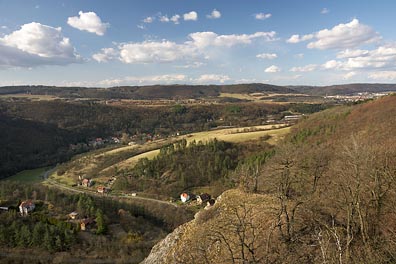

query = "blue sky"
[{"left": 1, "top": 0, "right": 396, "bottom": 87}]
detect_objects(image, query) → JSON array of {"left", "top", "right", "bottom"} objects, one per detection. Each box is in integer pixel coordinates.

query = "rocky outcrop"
[{"left": 141, "top": 221, "right": 194, "bottom": 264}]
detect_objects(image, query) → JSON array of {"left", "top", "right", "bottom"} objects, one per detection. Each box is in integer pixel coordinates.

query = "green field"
[{"left": 7, "top": 167, "right": 50, "bottom": 183}]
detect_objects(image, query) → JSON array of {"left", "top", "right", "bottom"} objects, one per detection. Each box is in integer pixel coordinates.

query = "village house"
[
  {"left": 81, "top": 178, "right": 93, "bottom": 187},
  {"left": 180, "top": 192, "right": 190, "bottom": 203},
  {"left": 68, "top": 211, "right": 79, "bottom": 220},
  {"left": 197, "top": 193, "right": 211, "bottom": 205},
  {"left": 19, "top": 200, "right": 35, "bottom": 216},
  {"left": 97, "top": 186, "right": 109, "bottom": 194},
  {"left": 205, "top": 199, "right": 216, "bottom": 210},
  {"left": 80, "top": 218, "right": 94, "bottom": 231}
]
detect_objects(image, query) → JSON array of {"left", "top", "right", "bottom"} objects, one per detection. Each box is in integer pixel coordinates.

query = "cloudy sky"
[{"left": 0, "top": 0, "right": 396, "bottom": 87}]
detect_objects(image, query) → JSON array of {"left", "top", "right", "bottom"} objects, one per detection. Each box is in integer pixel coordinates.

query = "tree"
[{"left": 96, "top": 209, "right": 107, "bottom": 235}]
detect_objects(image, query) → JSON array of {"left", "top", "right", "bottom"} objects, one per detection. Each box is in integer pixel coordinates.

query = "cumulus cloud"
[
  {"left": 255, "top": 13, "right": 272, "bottom": 20},
  {"left": 143, "top": 16, "right": 155, "bottom": 23},
  {"left": 323, "top": 45, "right": 396, "bottom": 71},
  {"left": 159, "top": 15, "right": 170, "bottom": 23},
  {"left": 368, "top": 71, "right": 396, "bottom": 80},
  {"left": 184, "top": 11, "right": 198, "bottom": 21},
  {"left": 290, "top": 64, "right": 318, "bottom": 72},
  {"left": 92, "top": 48, "right": 118, "bottom": 62},
  {"left": 67, "top": 11, "right": 109, "bottom": 36},
  {"left": 287, "top": 19, "right": 380, "bottom": 50},
  {"left": 343, "top": 71, "right": 357, "bottom": 80},
  {"left": 264, "top": 65, "right": 280, "bottom": 73},
  {"left": 188, "top": 31, "right": 277, "bottom": 48},
  {"left": 97, "top": 74, "right": 187, "bottom": 86},
  {"left": 118, "top": 41, "right": 197, "bottom": 64},
  {"left": 336, "top": 49, "right": 369, "bottom": 59},
  {"left": 94, "top": 31, "right": 277, "bottom": 65},
  {"left": 207, "top": 9, "right": 221, "bottom": 19},
  {"left": 0, "top": 22, "right": 80, "bottom": 67},
  {"left": 256, "top": 53, "right": 277, "bottom": 60},
  {"left": 307, "top": 19, "right": 380, "bottom": 50},
  {"left": 171, "top": 15, "right": 181, "bottom": 24},
  {"left": 194, "top": 74, "right": 230, "bottom": 84},
  {"left": 286, "top": 34, "right": 313, "bottom": 43}
]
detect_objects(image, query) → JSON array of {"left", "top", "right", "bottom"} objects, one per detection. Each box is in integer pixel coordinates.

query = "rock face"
[
  {"left": 141, "top": 221, "right": 193, "bottom": 264},
  {"left": 141, "top": 189, "right": 276, "bottom": 264}
]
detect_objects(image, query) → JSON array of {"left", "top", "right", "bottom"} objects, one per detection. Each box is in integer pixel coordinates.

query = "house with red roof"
[{"left": 19, "top": 200, "right": 35, "bottom": 216}]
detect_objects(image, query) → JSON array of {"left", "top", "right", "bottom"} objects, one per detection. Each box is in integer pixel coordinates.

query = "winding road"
[{"left": 44, "top": 169, "right": 177, "bottom": 207}]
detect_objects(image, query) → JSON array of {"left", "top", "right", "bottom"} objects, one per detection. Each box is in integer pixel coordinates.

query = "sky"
[{"left": 0, "top": 0, "right": 396, "bottom": 87}]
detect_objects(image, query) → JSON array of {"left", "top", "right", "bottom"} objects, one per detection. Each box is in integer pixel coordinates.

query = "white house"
[
  {"left": 180, "top": 193, "right": 190, "bottom": 203},
  {"left": 19, "top": 200, "right": 35, "bottom": 216}
]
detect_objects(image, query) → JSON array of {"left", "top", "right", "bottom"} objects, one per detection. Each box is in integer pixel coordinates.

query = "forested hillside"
[
  {"left": 0, "top": 83, "right": 296, "bottom": 99},
  {"left": 0, "top": 98, "right": 317, "bottom": 178},
  {"left": 144, "top": 95, "right": 396, "bottom": 263}
]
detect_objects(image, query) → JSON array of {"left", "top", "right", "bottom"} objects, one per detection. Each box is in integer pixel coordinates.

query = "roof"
[{"left": 20, "top": 200, "right": 34, "bottom": 208}]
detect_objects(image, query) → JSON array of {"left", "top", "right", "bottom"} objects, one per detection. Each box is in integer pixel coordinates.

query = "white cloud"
[
  {"left": 322, "top": 60, "right": 343, "bottom": 70},
  {"left": 321, "top": 8, "right": 329, "bottom": 14},
  {"left": 336, "top": 49, "right": 369, "bottom": 58},
  {"left": 207, "top": 9, "right": 221, "bottom": 19},
  {"left": 256, "top": 53, "right": 277, "bottom": 60},
  {"left": 143, "top": 16, "right": 155, "bottom": 23},
  {"left": 368, "top": 71, "right": 396, "bottom": 80},
  {"left": 98, "top": 74, "right": 187, "bottom": 86},
  {"left": 264, "top": 65, "right": 280, "bottom": 73},
  {"left": 255, "top": 13, "right": 272, "bottom": 20},
  {"left": 307, "top": 19, "right": 381, "bottom": 50},
  {"left": 92, "top": 48, "right": 118, "bottom": 62},
  {"left": 290, "top": 64, "right": 318, "bottom": 72},
  {"left": 286, "top": 34, "right": 313, "bottom": 43},
  {"left": 171, "top": 15, "right": 181, "bottom": 24},
  {"left": 194, "top": 74, "right": 230, "bottom": 84},
  {"left": 188, "top": 31, "right": 277, "bottom": 48},
  {"left": 159, "top": 15, "right": 170, "bottom": 23},
  {"left": 119, "top": 41, "right": 197, "bottom": 64},
  {"left": 343, "top": 71, "right": 357, "bottom": 80},
  {"left": 95, "top": 31, "right": 277, "bottom": 65},
  {"left": 323, "top": 45, "right": 396, "bottom": 71},
  {"left": 0, "top": 22, "right": 80, "bottom": 67},
  {"left": 184, "top": 11, "right": 198, "bottom": 21},
  {"left": 67, "top": 11, "right": 109, "bottom": 36}
]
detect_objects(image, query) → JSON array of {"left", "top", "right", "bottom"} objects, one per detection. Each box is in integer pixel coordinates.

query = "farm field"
[
  {"left": 7, "top": 167, "right": 50, "bottom": 183},
  {"left": 50, "top": 124, "right": 291, "bottom": 186}
]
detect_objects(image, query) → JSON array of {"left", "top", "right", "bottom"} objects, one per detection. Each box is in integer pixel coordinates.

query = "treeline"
[
  {"left": 0, "top": 99, "right": 301, "bottom": 178},
  {"left": 114, "top": 139, "right": 274, "bottom": 197},
  {"left": 0, "top": 83, "right": 294, "bottom": 99},
  {"left": 0, "top": 212, "right": 76, "bottom": 252}
]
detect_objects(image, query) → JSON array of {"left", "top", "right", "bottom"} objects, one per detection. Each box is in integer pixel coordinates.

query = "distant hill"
[
  {"left": 0, "top": 83, "right": 297, "bottom": 100},
  {"left": 290, "top": 83, "right": 396, "bottom": 96}
]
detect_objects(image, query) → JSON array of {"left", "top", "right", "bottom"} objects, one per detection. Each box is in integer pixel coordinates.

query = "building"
[
  {"left": 82, "top": 178, "right": 93, "bottom": 187},
  {"left": 80, "top": 218, "right": 93, "bottom": 231},
  {"left": 68, "top": 212, "right": 79, "bottom": 220},
  {"left": 180, "top": 192, "right": 191, "bottom": 203},
  {"left": 197, "top": 193, "right": 211, "bottom": 205},
  {"left": 97, "top": 186, "right": 109, "bottom": 194},
  {"left": 19, "top": 200, "right": 35, "bottom": 216}
]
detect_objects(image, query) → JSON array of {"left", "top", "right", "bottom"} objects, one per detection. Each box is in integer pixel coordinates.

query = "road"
[{"left": 44, "top": 169, "right": 177, "bottom": 207}]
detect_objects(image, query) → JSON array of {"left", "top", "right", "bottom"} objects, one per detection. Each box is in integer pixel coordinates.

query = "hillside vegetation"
[{"left": 144, "top": 95, "right": 396, "bottom": 263}]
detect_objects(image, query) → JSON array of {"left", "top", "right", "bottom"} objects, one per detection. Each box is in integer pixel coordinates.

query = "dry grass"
[
  {"left": 0, "top": 94, "right": 59, "bottom": 101},
  {"left": 51, "top": 124, "right": 291, "bottom": 182}
]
